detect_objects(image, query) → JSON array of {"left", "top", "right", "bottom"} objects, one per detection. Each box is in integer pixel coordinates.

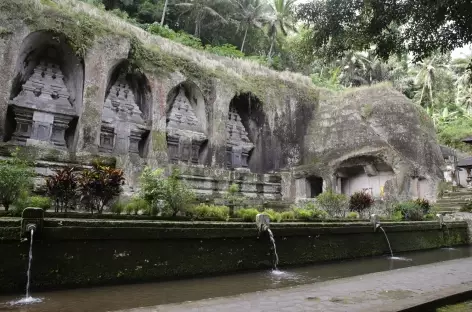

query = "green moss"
[
  {"left": 151, "top": 131, "right": 167, "bottom": 152},
  {"left": 361, "top": 103, "right": 373, "bottom": 119},
  {"left": 40, "top": 0, "right": 58, "bottom": 7},
  {"left": 43, "top": 148, "right": 62, "bottom": 162},
  {"left": 437, "top": 301, "right": 472, "bottom": 312},
  {"left": 0, "top": 0, "right": 110, "bottom": 57},
  {"left": 0, "top": 26, "right": 12, "bottom": 37},
  {"left": 85, "top": 85, "right": 99, "bottom": 99},
  {"left": 128, "top": 38, "right": 318, "bottom": 108}
]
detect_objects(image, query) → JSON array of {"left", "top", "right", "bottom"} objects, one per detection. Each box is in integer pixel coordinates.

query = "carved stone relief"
[
  {"left": 99, "top": 73, "right": 149, "bottom": 156},
  {"left": 226, "top": 107, "right": 254, "bottom": 169},
  {"left": 8, "top": 59, "right": 77, "bottom": 148},
  {"left": 166, "top": 87, "right": 207, "bottom": 164}
]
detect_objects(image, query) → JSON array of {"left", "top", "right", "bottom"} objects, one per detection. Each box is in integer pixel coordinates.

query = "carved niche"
[
  {"left": 100, "top": 73, "right": 149, "bottom": 156},
  {"left": 166, "top": 87, "right": 207, "bottom": 164},
  {"left": 8, "top": 58, "right": 77, "bottom": 148},
  {"left": 226, "top": 107, "right": 254, "bottom": 169}
]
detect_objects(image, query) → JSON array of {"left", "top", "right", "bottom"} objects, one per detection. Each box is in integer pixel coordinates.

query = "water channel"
[{"left": 0, "top": 246, "right": 471, "bottom": 312}]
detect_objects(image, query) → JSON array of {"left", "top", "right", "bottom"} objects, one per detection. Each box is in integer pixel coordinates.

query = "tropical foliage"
[
  {"left": 139, "top": 167, "right": 195, "bottom": 216},
  {"left": 46, "top": 167, "right": 79, "bottom": 212},
  {"left": 78, "top": 164, "right": 125, "bottom": 214},
  {"left": 0, "top": 153, "right": 34, "bottom": 211}
]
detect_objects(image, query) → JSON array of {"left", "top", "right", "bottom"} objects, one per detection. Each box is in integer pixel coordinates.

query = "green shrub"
[
  {"left": 394, "top": 201, "right": 424, "bottom": 221},
  {"left": 436, "top": 117, "right": 472, "bottom": 153},
  {"left": 349, "top": 191, "right": 374, "bottom": 213},
  {"left": 414, "top": 198, "right": 431, "bottom": 214},
  {"left": 0, "top": 153, "right": 34, "bottom": 211},
  {"left": 263, "top": 209, "right": 282, "bottom": 223},
  {"left": 235, "top": 208, "right": 260, "bottom": 222},
  {"left": 225, "top": 183, "right": 245, "bottom": 216},
  {"left": 27, "top": 196, "right": 51, "bottom": 211},
  {"left": 293, "top": 208, "right": 313, "bottom": 220},
  {"left": 10, "top": 192, "right": 52, "bottom": 216},
  {"left": 312, "top": 208, "right": 329, "bottom": 219},
  {"left": 204, "top": 44, "right": 244, "bottom": 58},
  {"left": 139, "top": 168, "right": 195, "bottom": 217},
  {"left": 424, "top": 213, "right": 436, "bottom": 220},
  {"left": 188, "top": 204, "right": 229, "bottom": 221},
  {"left": 124, "top": 198, "right": 150, "bottom": 215},
  {"left": 125, "top": 203, "right": 134, "bottom": 215},
  {"left": 346, "top": 211, "right": 360, "bottom": 219},
  {"left": 316, "top": 191, "right": 348, "bottom": 217},
  {"left": 280, "top": 210, "right": 295, "bottom": 221},
  {"left": 391, "top": 210, "right": 403, "bottom": 221},
  {"left": 292, "top": 207, "right": 328, "bottom": 220},
  {"left": 110, "top": 200, "right": 126, "bottom": 214},
  {"left": 298, "top": 201, "right": 317, "bottom": 210},
  {"left": 437, "top": 181, "right": 452, "bottom": 199},
  {"left": 11, "top": 190, "right": 30, "bottom": 216},
  {"left": 148, "top": 24, "right": 203, "bottom": 49}
]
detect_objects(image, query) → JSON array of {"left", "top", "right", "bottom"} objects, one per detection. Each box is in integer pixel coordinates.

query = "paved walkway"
[{"left": 114, "top": 258, "right": 472, "bottom": 312}]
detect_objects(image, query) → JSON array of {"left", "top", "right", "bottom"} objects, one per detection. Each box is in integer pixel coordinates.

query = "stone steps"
[
  {"left": 441, "top": 190, "right": 472, "bottom": 198},
  {"left": 434, "top": 189, "right": 472, "bottom": 214},
  {"left": 436, "top": 199, "right": 470, "bottom": 205}
]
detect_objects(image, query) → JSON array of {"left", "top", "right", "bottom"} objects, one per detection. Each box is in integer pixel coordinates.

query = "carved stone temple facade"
[
  {"left": 225, "top": 107, "right": 254, "bottom": 170},
  {"left": 99, "top": 73, "right": 149, "bottom": 156},
  {"left": 166, "top": 87, "right": 207, "bottom": 165},
  {"left": 0, "top": 21, "right": 446, "bottom": 204},
  {"left": 8, "top": 51, "right": 77, "bottom": 148}
]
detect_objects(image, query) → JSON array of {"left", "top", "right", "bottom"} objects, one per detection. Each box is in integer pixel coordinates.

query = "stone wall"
[
  {"left": 0, "top": 219, "right": 468, "bottom": 293},
  {"left": 0, "top": 0, "right": 444, "bottom": 203}
]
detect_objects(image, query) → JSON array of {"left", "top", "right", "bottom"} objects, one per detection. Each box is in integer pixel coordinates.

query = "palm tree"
[
  {"left": 160, "top": 0, "right": 169, "bottom": 25},
  {"left": 266, "top": 0, "right": 297, "bottom": 59},
  {"left": 231, "top": 0, "right": 269, "bottom": 52},
  {"left": 452, "top": 51, "right": 472, "bottom": 114},
  {"left": 175, "top": 0, "right": 227, "bottom": 37},
  {"left": 337, "top": 51, "right": 370, "bottom": 87},
  {"left": 412, "top": 55, "right": 449, "bottom": 108}
]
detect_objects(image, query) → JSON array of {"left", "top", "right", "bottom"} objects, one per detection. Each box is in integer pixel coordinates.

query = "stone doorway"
[{"left": 307, "top": 176, "right": 323, "bottom": 198}]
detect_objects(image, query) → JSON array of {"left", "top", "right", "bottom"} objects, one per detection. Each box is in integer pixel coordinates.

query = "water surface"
[{"left": 0, "top": 246, "right": 470, "bottom": 312}]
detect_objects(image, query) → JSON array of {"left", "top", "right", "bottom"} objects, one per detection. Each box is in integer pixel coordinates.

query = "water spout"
[
  {"left": 379, "top": 226, "right": 394, "bottom": 258},
  {"left": 436, "top": 214, "right": 444, "bottom": 229},
  {"left": 255, "top": 213, "right": 279, "bottom": 269},
  {"left": 370, "top": 214, "right": 380, "bottom": 232}
]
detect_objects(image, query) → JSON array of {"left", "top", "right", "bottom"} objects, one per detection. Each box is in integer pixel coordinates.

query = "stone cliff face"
[
  {"left": 0, "top": 0, "right": 444, "bottom": 202},
  {"left": 294, "top": 86, "right": 444, "bottom": 201}
]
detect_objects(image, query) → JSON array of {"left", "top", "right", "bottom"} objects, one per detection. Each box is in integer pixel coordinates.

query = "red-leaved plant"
[
  {"left": 46, "top": 167, "right": 78, "bottom": 213},
  {"left": 349, "top": 191, "right": 374, "bottom": 213},
  {"left": 78, "top": 164, "right": 125, "bottom": 214}
]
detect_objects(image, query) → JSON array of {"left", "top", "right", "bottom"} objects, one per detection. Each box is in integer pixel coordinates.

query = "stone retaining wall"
[{"left": 0, "top": 219, "right": 468, "bottom": 293}]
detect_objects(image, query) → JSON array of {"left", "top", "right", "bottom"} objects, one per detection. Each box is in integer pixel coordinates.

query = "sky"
[{"left": 452, "top": 45, "right": 472, "bottom": 59}]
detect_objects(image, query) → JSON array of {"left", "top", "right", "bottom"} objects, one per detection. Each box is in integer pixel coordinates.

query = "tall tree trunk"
[
  {"left": 268, "top": 35, "right": 275, "bottom": 60},
  {"left": 4, "top": 203, "right": 9, "bottom": 211},
  {"left": 240, "top": 26, "right": 248, "bottom": 53},
  {"left": 160, "top": 0, "right": 169, "bottom": 26},
  {"left": 194, "top": 20, "right": 199, "bottom": 37}
]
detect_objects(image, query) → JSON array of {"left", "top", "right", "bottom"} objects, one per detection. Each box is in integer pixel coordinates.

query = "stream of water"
[
  {"left": 379, "top": 226, "right": 411, "bottom": 261},
  {"left": 8, "top": 229, "right": 42, "bottom": 307},
  {"left": 267, "top": 229, "right": 279, "bottom": 269}
]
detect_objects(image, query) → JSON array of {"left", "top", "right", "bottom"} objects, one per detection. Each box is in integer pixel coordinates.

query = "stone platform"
[{"left": 115, "top": 257, "right": 472, "bottom": 312}]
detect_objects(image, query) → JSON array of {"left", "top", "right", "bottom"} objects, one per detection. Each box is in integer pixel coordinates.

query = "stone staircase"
[{"left": 435, "top": 188, "right": 472, "bottom": 214}]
